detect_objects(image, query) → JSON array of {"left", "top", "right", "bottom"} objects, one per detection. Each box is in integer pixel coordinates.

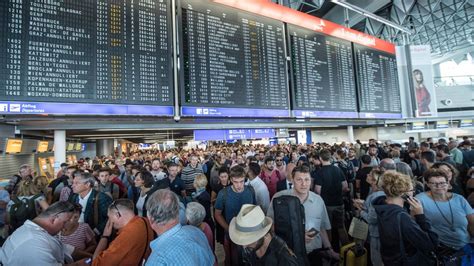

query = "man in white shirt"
[
  {"left": 246, "top": 163, "right": 270, "bottom": 213},
  {"left": 0, "top": 201, "right": 75, "bottom": 265},
  {"left": 267, "top": 165, "right": 339, "bottom": 264},
  {"left": 150, "top": 158, "right": 167, "bottom": 181}
]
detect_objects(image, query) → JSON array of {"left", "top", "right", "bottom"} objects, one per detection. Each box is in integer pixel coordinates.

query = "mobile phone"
[
  {"left": 85, "top": 258, "right": 92, "bottom": 265},
  {"left": 308, "top": 228, "right": 319, "bottom": 237},
  {"left": 401, "top": 194, "right": 410, "bottom": 201}
]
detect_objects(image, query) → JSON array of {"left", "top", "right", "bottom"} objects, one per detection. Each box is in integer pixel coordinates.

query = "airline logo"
[{"left": 9, "top": 104, "right": 21, "bottom": 112}]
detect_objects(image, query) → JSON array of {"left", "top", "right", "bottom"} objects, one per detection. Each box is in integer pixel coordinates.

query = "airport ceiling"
[{"left": 281, "top": 0, "right": 474, "bottom": 63}]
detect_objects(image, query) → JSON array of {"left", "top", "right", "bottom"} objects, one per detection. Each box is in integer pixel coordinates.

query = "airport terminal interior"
[{"left": 0, "top": 0, "right": 473, "bottom": 265}]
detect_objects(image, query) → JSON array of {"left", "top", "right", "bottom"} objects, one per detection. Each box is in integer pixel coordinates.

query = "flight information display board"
[
  {"left": 194, "top": 128, "right": 275, "bottom": 141},
  {"left": 353, "top": 43, "right": 402, "bottom": 119},
  {"left": 0, "top": 0, "right": 173, "bottom": 115},
  {"left": 179, "top": 0, "right": 290, "bottom": 117},
  {"left": 288, "top": 24, "right": 358, "bottom": 118}
]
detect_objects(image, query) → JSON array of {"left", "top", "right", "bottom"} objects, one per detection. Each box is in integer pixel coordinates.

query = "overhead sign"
[
  {"left": 436, "top": 120, "right": 450, "bottom": 129},
  {"left": 459, "top": 119, "right": 473, "bottom": 128},
  {"left": 37, "top": 141, "right": 49, "bottom": 153},
  {"left": 194, "top": 129, "right": 275, "bottom": 141},
  {"left": 411, "top": 122, "right": 426, "bottom": 130},
  {"left": 5, "top": 139, "right": 23, "bottom": 153}
]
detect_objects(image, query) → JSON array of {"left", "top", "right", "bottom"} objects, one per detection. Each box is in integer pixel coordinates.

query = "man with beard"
[
  {"left": 367, "top": 144, "right": 380, "bottom": 167},
  {"left": 229, "top": 204, "right": 298, "bottom": 265},
  {"left": 274, "top": 154, "right": 287, "bottom": 180},
  {"left": 260, "top": 156, "right": 283, "bottom": 199},
  {"left": 181, "top": 155, "right": 204, "bottom": 195}
]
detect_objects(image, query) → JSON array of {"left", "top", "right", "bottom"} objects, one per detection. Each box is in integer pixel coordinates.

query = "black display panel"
[
  {"left": 0, "top": 0, "right": 173, "bottom": 110},
  {"left": 179, "top": 0, "right": 290, "bottom": 117},
  {"left": 353, "top": 43, "right": 402, "bottom": 119},
  {"left": 288, "top": 24, "right": 358, "bottom": 118}
]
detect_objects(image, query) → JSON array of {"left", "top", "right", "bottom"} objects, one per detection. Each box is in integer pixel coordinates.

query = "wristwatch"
[{"left": 101, "top": 235, "right": 111, "bottom": 241}]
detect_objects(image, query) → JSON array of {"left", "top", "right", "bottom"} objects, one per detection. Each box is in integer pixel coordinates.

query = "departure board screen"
[
  {"left": 0, "top": 0, "right": 173, "bottom": 115},
  {"left": 288, "top": 24, "right": 358, "bottom": 118},
  {"left": 179, "top": 0, "right": 290, "bottom": 117},
  {"left": 353, "top": 43, "right": 402, "bottom": 119}
]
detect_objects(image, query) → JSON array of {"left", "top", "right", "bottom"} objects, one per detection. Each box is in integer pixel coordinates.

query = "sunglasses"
[{"left": 110, "top": 201, "right": 122, "bottom": 218}]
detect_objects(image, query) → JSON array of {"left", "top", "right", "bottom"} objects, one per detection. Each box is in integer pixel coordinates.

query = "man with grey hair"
[
  {"left": 6, "top": 164, "right": 33, "bottom": 195},
  {"left": 145, "top": 189, "right": 214, "bottom": 265},
  {"left": 448, "top": 140, "right": 463, "bottom": 166},
  {"left": 0, "top": 201, "right": 75, "bottom": 265},
  {"left": 70, "top": 172, "right": 112, "bottom": 236},
  {"left": 379, "top": 158, "right": 396, "bottom": 171}
]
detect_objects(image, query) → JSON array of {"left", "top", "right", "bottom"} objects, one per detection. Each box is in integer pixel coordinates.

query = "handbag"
[
  {"left": 397, "top": 212, "right": 437, "bottom": 266},
  {"left": 437, "top": 243, "right": 474, "bottom": 266},
  {"left": 348, "top": 216, "right": 368, "bottom": 241}
]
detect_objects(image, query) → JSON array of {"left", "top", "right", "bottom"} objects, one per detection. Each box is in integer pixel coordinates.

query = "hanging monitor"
[
  {"left": 0, "top": 0, "right": 174, "bottom": 116},
  {"left": 179, "top": 0, "right": 290, "bottom": 117}
]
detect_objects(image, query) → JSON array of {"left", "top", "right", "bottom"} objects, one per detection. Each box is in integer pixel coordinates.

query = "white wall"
[{"left": 311, "top": 127, "right": 378, "bottom": 144}]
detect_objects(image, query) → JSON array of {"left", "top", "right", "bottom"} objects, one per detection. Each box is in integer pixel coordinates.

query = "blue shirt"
[
  {"left": 0, "top": 190, "right": 10, "bottom": 225},
  {"left": 416, "top": 192, "right": 474, "bottom": 249},
  {"left": 215, "top": 186, "right": 256, "bottom": 224},
  {"left": 146, "top": 224, "right": 214, "bottom": 266},
  {"left": 168, "top": 177, "right": 185, "bottom": 196}
]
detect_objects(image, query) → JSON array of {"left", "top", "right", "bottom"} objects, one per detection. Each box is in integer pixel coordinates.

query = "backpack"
[
  {"left": 9, "top": 194, "right": 42, "bottom": 231},
  {"left": 272, "top": 195, "right": 309, "bottom": 265},
  {"left": 336, "top": 160, "right": 356, "bottom": 182}
]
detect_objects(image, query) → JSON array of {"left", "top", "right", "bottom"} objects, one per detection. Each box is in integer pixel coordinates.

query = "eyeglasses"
[
  {"left": 428, "top": 181, "right": 448, "bottom": 187},
  {"left": 110, "top": 201, "right": 122, "bottom": 218},
  {"left": 275, "top": 159, "right": 283, "bottom": 162}
]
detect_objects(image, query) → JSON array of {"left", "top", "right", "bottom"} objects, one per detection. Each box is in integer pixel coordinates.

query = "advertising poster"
[{"left": 410, "top": 45, "right": 437, "bottom": 117}]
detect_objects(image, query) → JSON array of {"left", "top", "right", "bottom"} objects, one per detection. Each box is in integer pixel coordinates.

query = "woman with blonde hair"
[
  {"left": 353, "top": 168, "right": 385, "bottom": 265},
  {"left": 7, "top": 176, "right": 50, "bottom": 232},
  {"left": 373, "top": 171, "right": 438, "bottom": 265},
  {"left": 192, "top": 174, "right": 215, "bottom": 238}
]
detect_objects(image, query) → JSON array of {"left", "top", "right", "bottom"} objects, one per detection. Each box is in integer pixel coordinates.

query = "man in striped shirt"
[{"left": 181, "top": 155, "right": 204, "bottom": 195}]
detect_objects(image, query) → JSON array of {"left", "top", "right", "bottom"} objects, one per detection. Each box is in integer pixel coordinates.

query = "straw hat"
[{"left": 229, "top": 204, "right": 273, "bottom": 246}]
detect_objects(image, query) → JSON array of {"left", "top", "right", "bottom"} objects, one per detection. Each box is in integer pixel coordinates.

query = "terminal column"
[
  {"left": 54, "top": 130, "right": 66, "bottom": 175},
  {"left": 347, "top": 125, "right": 355, "bottom": 143},
  {"left": 96, "top": 139, "right": 114, "bottom": 157}
]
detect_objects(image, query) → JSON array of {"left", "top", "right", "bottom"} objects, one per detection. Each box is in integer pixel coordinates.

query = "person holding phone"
[{"left": 373, "top": 171, "right": 438, "bottom": 265}]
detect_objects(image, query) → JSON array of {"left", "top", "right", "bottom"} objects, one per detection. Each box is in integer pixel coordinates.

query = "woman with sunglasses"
[{"left": 416, "top": 169, "right": 474, "bottom": 254}]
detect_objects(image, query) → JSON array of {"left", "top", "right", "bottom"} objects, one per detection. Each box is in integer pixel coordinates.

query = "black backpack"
[
  {"left": 273, "top": 195, "right": 309, "bottom": 265},
  {"left": 335, "top": 160, "right": 356, "bottom": 182},
  {"left": 9, "top": 194, "right": 42, "bottom": 231}
]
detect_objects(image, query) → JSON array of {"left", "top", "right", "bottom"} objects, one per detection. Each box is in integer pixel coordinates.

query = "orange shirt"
[{"left": 93, "top": 216, "right": 154, "bottom": 266}]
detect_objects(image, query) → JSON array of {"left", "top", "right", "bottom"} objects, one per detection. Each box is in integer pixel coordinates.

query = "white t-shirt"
[
  {"left": 246, "top": 177, "right": 270, "bottom": 213},
  {"left": 0, "top": 220, "right": 67, "bottom": 265},
  {"left": 136, "top": 194, "right": 148, "bottom": 217},
  {"left": 78, "top": 189, "right": 93, "bottom": 223}
]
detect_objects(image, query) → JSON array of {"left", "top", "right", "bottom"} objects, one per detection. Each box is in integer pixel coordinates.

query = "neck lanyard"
[{"left": 431, "top": 193, "right": 455, "bottom": 232}]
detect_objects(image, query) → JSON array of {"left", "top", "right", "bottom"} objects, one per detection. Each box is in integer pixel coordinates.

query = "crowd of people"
[{"left": 0, "top": 136, "right": 473, "bottom": 265}]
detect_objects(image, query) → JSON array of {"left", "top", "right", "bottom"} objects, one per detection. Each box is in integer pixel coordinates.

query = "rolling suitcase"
[
  {"left": 340, "top": 241, "right": 367, "bottom": 266},
  {"left": 273, "top": 195, "right": 309, "bottom": 266}
]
